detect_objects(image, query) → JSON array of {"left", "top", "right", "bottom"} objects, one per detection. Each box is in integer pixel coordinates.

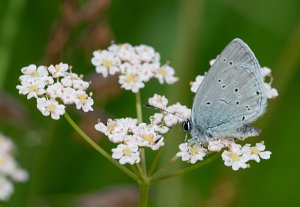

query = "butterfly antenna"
[{"left": 145, "top": 104, "right": 186, "bottom": 121}]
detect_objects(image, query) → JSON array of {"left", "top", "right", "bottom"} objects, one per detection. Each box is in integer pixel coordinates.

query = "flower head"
[
  {"left": 221, "top": 143, "right": 250, "bottom": 171},
  {"left": 92, "top": 43, "right": 178, "bottom": 93},
  {"left": 112, "top": 143, "right": 140, "bottom": 165},
  {"left": 177, "top": 142, "right": 207, "bottom": 164},
  {"left": 243, "top": 142, "right": 271, "bottom": 163},
  {"left": 0, "top": 134, "right": 28, "bottom": 201},
  {"left": 18, "top": 63, "right": 94, "bottom": 120}
]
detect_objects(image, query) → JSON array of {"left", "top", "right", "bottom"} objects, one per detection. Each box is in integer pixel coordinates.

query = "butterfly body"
[{"left": 188, "top": 38, "right": 267, "bottom": 143}]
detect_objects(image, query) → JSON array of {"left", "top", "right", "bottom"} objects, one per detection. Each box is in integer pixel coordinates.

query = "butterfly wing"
[{"left": 191, "top": 38, "right": 267, "bottom": 141}]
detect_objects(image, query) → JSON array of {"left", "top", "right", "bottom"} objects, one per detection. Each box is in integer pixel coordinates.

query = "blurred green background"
[{"left": 0, "top": 0, "right": 300, "bottom": 206}]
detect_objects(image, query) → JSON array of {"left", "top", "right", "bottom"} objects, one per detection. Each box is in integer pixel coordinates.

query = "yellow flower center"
[
  {"left": 190, "top": 146, "right": 200, "bottom": 156},
  {"left": 143, "top": 134, "right": 155, "bottom": 145},
  {"left": 30, "top": 71, "right": 40, "bottom": 77},
  {"left": 55, "top": 65, "right": 60, "bottom": 72},
  {"left": 28, "top": 84, "right": 39, "bottom": 92},
  {"left": 250, "top": 147, "right": 260, "bottom": 155},
  {"left": 77, "top": 93, "right": 88, "bottom": 104},
  {"left": 46, "top": 103, "right": 56, "bottom": 112},
  {"left": 102, "top": 59, "right": 113, "bottom": 68},
  {"left": 125, "top": 74, "right": 137, "bottom": 83},
  {"left": 229, "top": 152, "right": 240, "bottom": 161},
  {"left": 157, "top": 68, "right": 167, "bottom": 76},
  {"left": 123, "top": 147, "right": 132, "bottom": 156},
  {"left": 106, "top": 121, "right": 117, "bottom": 133}
]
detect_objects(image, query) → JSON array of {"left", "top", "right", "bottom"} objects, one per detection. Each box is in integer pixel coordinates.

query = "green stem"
[
  {"left": 135, "top": 92, "right": 147, "bottom": 174},
  {"left": 152, "top": 153, "right": 219, "bottom": 183},
  {"left": 147, "top": 148, "right": 163, "bottom": 176},
  {"left": 135, "top": 92, "right": 143, "bottom": 122},
  {"left": 151, "top": 155, "right": 178, "bottom": 180},
  {"left": 136, "top": 163, "right": 145, "bottom": 178},
  {"left": 64, "top": 112, "right": 140, "bottom": 183},
  {"left": 139, "top": 183, "right": 150, "bottom": 207}
]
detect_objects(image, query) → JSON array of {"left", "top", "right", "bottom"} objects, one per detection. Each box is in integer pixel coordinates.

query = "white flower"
[
  {"left": 20, "top": 64, "right": 53, "bottom": 85},
  {"left": 112, "top": 143, "right": 140, "bottom": 165},
  {"left": 190, "top": 75, "right": 205, "bottom": 93},
  {"left": 48, "top": 63, "right": 69, "bottom": 78},
  {"left": 37, "top": 98, "right": 65, "bottom": 120},
  {"left": 134, "top": 124, "right": 164, "bottom": 150},
  {"left": 95, "top": 119, "right": 126, "bottom": 143},
  {"left": 264, "top": 83, "right": 278, "bottom": 99},
  {"left": 148, "top": 94, "right": 168, "bottom": 109},
  {"left": 163, "top": 114, "right": 180, "bottom": 127},
  {"left": 118, "top": 43, "right": 139, "bottom": 64},
  {"left": 167, "top": 103, "right": 191, "bottom": 122},
  {"left": 139, "top": 63, "right": 156, "bottom": 82},
  {"left": 61, "top": 73, "right": 89, "bottom": 90},
  {"left": 209, "top": 58, "right": 216, "bottom": 66},
  {"left": 46, "top": 82, "right": 63, "bottom": 99},
  {"left": 61, "top": 87, "right": 77, "bottom": 104},
  {"left": 74, "top": 90, "right": 94, "bottom": 112},
  {"left": 207, "top": 139, "right": 235, "bottom": 152},
  {"left": 17, "top": 79, "right": 46, "bottom": 99},
  {"left": 150, "top": 113, "right": 164, "bottom": 125},
  {"left": 243, "top": 143, "right": 271, "bottom": 163},
  {"left": 0, "top": 177, "right": 13, "bottom": 201},
  {"left": 152, "top": 125, "right": 169, "bottom": 134},
  {"left": 116, "top": 118, "right": 139, "bottom": 132},
  {"left": 154, "top": 65, "right": 178, "bottom": 84},
  {"left": 0, "top": 134, "right": 28, "bottom": 201},
  {"left": 119, "top": 72, "right": 145, "bottom": 93},
  {"left": 135, "top": 45, "right": 158, "bottom": 63},
  {"left": 92, "top": 50, "right": 121, "bottom": 77},
  {"left": 0, "top": 136, "right": 14, "bottom": 155},
  {"left": 92, "top": 43, "right": 178, "bottom": 92},
  {"left": 10, "top": 168, "right": 29, "bottom": 182},
  {"left": 176, "top": 142, "right": 207, "bottom": 164},
  {"left": 261, "top": 67, "right": 272, "bottom": 79},
  {"left": 221, "top": 143, "right": 250, "bottom": 171},
  {"left": 207, "top": 140, "right": 225, "bottom": 152}
]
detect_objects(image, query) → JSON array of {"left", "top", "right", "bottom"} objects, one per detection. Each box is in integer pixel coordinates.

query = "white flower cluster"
[
  {"left": 177, "top": 139, "right": 271, "bottom": 170},
  {"left": 94, "top": 94, "right": 191, "bottom": 165},
  {"left": 91, "top": 44, "right": 178, "bottom": 93},
  {"left": 95, "top": 117, "right": 166, "bottom": 165},
  {"left": 261, "top": 67, "right": 278, "bottom": 99},
  {"left": 0, "top": 134, "right": 28, "bottom": 201},
  {"left": 148, "top": 94, "right": 191, "bottom": 127},
  {"left": 190, "top": 61, "right": 278, "bottom": 99},
  {"left": 222, "top": 141, "right": 271, "bottom": 170},
  {"left": 17, "top": 63, "right": 94, "bottom": 120}
]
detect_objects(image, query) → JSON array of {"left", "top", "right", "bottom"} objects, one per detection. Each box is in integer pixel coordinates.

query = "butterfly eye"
[{"left": 183, "top": 120, "right": 191, "bottom": 131}]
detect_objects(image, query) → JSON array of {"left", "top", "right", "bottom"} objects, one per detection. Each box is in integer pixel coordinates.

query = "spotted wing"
[{"left": 191, "top": 38, "right": 267, "bottom": 140}]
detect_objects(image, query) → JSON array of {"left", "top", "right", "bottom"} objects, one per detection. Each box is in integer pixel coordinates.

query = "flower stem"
[
  {"left": 135, "top": 92, "right": 143, "bottom": 122},
  {"left": 64, "top": 112, "right": 140, "bottom": 183},
  {"left": 147, "top": 148, "right": 163, "bottom": 175},
  {"left": 135, "top": 92, "right": 147, "bottom": 174},
  {"left": 151, "top": 155, "right": 178, "bottom": 180},
  {"left": 152, "top": 153, "right": 219, "bottom": 183},
  {"left": 139, "top": 183, "right": 150, "bottom": 207}
]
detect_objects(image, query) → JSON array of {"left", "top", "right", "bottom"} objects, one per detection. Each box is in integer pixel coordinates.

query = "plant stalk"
[
  {"left": 139, "top": 183, "right": 150, "bottom": 207},
  {"left": 64, "top": 112, "right": 140, "bottom": 183}
]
